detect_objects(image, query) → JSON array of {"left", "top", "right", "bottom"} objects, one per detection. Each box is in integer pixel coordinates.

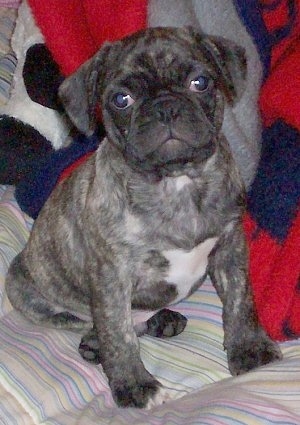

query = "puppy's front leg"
[
  {"left": 85, "top": 264, "right": 163, "bottom": 408},
  {"left": 208, "top": 222, "right": 282, "bottom": 375}
]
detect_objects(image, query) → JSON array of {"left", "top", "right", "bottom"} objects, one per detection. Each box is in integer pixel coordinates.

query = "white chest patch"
[
  {"left": 173, "top": 175, "right": 193, "bottom": 190},
  {"left": 163, "top": 237, "right": 218, "bottom": 303}
]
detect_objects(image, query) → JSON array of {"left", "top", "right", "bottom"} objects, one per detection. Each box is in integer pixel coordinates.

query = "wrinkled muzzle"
[{"left": 123, "top": 93, "right": 217, "bottom": 172}]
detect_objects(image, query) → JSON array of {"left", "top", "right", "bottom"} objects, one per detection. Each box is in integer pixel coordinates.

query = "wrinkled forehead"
[
  {"left": 122, "top": 27, "right": 197, "bottom": 59},
  {"left": 107, "top": 28, "right": 209, "bottom": 89}
]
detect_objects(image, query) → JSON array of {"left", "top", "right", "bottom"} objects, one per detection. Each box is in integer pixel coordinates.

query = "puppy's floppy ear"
[
  {"left": 192, "top": 29, "right": 247, "bottom": 105},
  {"left": 58, "top": 43, "right": 112, "bottom": 136}
]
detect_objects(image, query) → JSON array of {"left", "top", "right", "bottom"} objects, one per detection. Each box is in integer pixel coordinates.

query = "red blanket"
[{"left": 243, "top": 0, "right": 300, "bottom": 340}]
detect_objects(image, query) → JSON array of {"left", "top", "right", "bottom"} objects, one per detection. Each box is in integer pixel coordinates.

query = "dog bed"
[{"left": 0, "top": 3, "right": 300, "bottom": 425}]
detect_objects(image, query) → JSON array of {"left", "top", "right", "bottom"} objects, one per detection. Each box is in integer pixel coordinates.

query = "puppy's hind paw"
[
  {"left": 146, "top": 308, "right": 187, "bottom": 338},
  {"left": 79, "top": 327, "right": 101, "bottom": 364}
]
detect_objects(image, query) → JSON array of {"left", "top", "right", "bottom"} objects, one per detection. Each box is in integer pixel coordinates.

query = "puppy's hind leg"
[
  {"left": 5, "top": 253, "right": 90, "bottom": 331},
  {"left": 80, "top": 309, "right": 187, "bottom": 364}
]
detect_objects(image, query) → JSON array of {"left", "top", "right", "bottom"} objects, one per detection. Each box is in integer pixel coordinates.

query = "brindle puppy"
[{"left": 6, "top": 27, "right": 281, "bottom": 408}]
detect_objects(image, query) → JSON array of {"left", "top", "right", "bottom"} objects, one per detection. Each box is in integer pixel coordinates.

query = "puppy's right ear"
[{"left": 59, "top": 43, "right": 112, "bottom": 136}]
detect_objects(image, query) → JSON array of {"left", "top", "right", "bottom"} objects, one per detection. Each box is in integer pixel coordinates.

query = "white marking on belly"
[
  {"left": 124, "top": 212, "right": 142, "bottom": 234},
  {"left": 163, "top": 237, "right": 218, "bottom": 303}
]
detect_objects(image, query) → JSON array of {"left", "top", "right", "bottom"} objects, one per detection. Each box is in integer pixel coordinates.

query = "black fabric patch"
[
  {"left": 23, "top": 43, "right": 64, "bottom": 111},
  {"left": 247, "top": 120, "right": 300, "bottom": 242},
  {"left": 0, "top": 116, "right": 53, "bottom": 185}
]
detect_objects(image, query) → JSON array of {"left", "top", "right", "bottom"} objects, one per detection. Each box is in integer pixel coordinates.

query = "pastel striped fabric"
[
  {"left": 0, "top": 7, "right": 17, "bottom": 105},
  {"left": 1, "top": 184, "right": 300, "bottom": 424},
  {"left": 0, "top": 2, "right": 20, "bottom": 8}
]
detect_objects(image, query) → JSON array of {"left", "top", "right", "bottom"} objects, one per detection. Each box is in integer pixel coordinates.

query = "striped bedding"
[
  {"left": 0, "top": 185, "right": 300, "bottom": 424},
  {"left": 0, "top": 7, "right": 17, "bottom": 105}
]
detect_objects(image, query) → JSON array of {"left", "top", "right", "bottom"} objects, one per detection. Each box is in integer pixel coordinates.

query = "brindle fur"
[{"left": 6, "top": 27, "right": 281, "bottom": 408}]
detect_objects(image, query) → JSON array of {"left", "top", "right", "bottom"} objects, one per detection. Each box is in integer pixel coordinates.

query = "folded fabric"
[
  {"left": 236, "top": 0, "right": 300, "bottom": 340},
  {"left": 27, "top": 0, "right": 147, "bottom": 76},
  {"left": 15, "top": 128, "right": 103, "bottom": 219}
]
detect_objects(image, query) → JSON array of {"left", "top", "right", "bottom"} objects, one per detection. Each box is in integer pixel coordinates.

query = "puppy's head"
[{"left": 59, "top": 27, "right": 246, "bottom": 176}]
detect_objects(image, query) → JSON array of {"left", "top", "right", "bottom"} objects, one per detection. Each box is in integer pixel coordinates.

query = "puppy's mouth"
[
  {"left": 150, "top": 124, "right": 201, "bottom": 158},
  {"left": 151, "top": 128, "right": 213, "bottom": 163},
  {"left": 158, "top": 136, "right": 190, "bottom": 159},
  {"left": 136, "top": 136, "right": 215, "bottom": 175},
  {"left": 121, "top": 120, "right": 216, "bottom": 175}
]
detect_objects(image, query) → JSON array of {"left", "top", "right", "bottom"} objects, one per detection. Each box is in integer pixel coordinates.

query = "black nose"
[{"left": 153, "top": 96, "right": 181, "bottom": 123}]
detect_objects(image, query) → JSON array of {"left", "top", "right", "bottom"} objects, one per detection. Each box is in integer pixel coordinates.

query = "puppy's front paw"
[
  {"left": 145, "top": 385, "right": 184, "bottom": 410},
  {"left": 228, "top": 335, "right": 282, "bottom": 375},
  {"left": 79, "top": 328, "right": 169, "bottom": 408},
  {"left": 111, "top": 378, "right": 162, "bottom": 408}
]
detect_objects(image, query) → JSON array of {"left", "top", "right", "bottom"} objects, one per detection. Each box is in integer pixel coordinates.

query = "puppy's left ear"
[
  {"left": 193, "top": 30, "right": 247, "bottom": 106},
  {"left": 59, "top": 43, "right": 112, "bottom": 136}
]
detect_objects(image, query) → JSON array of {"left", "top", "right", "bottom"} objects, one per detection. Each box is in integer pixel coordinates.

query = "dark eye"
[
  {"left": 112, "top": 93, "right": 135, "bottom": 109},
  {"left": 189, "top": 75, "right": 210, "bottom": 92}
]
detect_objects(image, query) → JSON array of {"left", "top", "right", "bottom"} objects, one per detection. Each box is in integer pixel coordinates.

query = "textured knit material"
[
  {"left": 235, "top": 0, "right": 300, "bottom": 340},
  {"left": 27, "top": 0, "right": 147, "bottom": 76}
]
